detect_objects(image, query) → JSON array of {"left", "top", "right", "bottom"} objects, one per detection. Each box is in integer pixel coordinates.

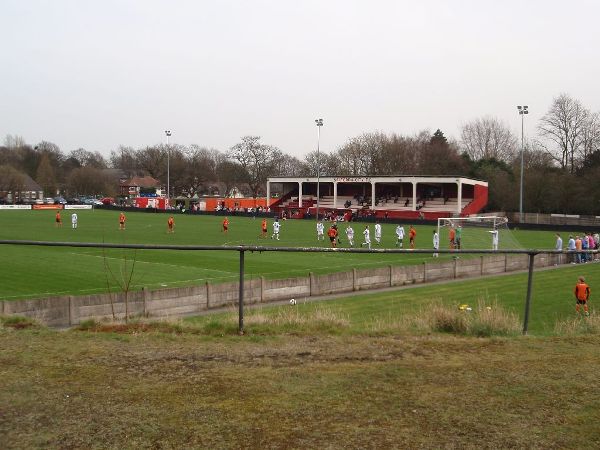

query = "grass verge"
[{"left": 1, "top": 323, "right": 600, "bottom": 449}]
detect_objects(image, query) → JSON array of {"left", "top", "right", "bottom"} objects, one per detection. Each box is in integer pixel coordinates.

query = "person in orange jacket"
[{"left": 574, "top": 276, "right": 591, "bottom": 316}]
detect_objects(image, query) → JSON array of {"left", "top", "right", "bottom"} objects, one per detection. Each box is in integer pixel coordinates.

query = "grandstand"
[{"left": 267, "top": 175, "right": 488, "bottom": 220}]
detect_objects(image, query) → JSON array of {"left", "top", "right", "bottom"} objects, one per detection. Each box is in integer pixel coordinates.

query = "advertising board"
[{"left": 0, "top": 204, "right": 31, "bottom": 210}]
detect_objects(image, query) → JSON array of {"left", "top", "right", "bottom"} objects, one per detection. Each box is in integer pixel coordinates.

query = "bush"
[
  {"left": 0, "top": 315, "right": 39, "bottom": 330},
  {"left": 364, "top": 300, "right": 521, "bottom": 337},
  {"left": 554, "top": 311, "right": 600, "bottom": 335},
  {"left": 429, "top": 304, "right": 468, "bottom": 334}
]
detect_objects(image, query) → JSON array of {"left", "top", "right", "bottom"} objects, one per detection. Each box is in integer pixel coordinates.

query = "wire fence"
[{"left": 0, "top": 239, "right": 595, "bottom": 335}]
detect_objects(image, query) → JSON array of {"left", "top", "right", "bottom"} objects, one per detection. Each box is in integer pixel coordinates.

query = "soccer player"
[
  {"left": 361, "top": 225, "right": 371, "bottom": 249},
  {"left": 346, "top": 225, "right": 355, "bottom": 247},
  {"left": 433, "top": 229, "right": 439, "bottom": 257},
  {"left": 455, "top": 225, "right": 462, "bottom": 249},
  {"left": 316, "top": 221, "right": 325, "bottom": 241},
  {"left": 271, "top": 219, "right": 281, "bottom": 240},
  {"left": 449, "top": 226, "right": 456, "bottom": 249},
  {"left": 119, "top": 212, "right": 126, "bottom": 230},
  {"left": 167, "top": 216, "right": 175, "bottom": 233},
  {"left": 374, "top": 221, "right": 382, "bottom": 244},
  {"left": 395, "top": 224, "right": 405, "bottom": 248},
  {"left": 409, "top": 225, "right": 416, "bottom": 249},
  {"left": 261, "top": 218, "right": 268, "bottom": 238},
  {"left": 71, "top": 212, "right": 78, "bottom": 230},
  {"left": 489, "top": 228, "right": 499, "bottom": 250},
  {"left": 55, "top": 211, "right": 62, "bottom": 227},
  {"left": 574, "top": 276, "right": 591, "bottom": 316},
  {"left": 327, "top": 224, "right": 338, "bottom": 248},
  {"left": 222, "top": 217, "right": 229, "bottom": 234}
]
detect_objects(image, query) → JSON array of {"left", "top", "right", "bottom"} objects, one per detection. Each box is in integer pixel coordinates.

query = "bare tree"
[
  {"left": 36, "top": 153, "right": 57, "bottom": 195},
  {"left": 68, "top": 148, "right": 107, "bottom": 169},
  {"left": 109, "top": 146, "right": 139, "bottom": 178},
  {"left": 67, "top": 166, "right": 112, "bottom": 196},
  {"left": 228, "top": 136, "right": 279, "bottom": 197},
  {"left": 136, "top": 145, "right": 166, "bottom": 179},
  {"left": 3, "top": 135, "right": 26, "bottom": 149},
  {"left": 579, "top": 112, "right": 600, "bottom": 164},
  {"left": 538, "top": 93, "right": 589, "bottom": 172},
  {"left": 334, "top": 132, "right": 387, "bottom": 176},
  {"left": 460, "top": 116, "right": 518, "bottom": 162}
]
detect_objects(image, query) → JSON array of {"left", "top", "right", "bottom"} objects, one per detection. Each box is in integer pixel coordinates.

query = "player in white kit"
[
  {"left": 71, "top": 212, "right": 78, "bottom": 229},
  {"left": 361, "top": 226, "right": 371, "bottom": 249},
  {"left": 316, "top": 221, "right": 325, "bottom": 241},
  {"left": 272, "top": 219, "right": 281, "bottom": 240},
  {"left": 432, "top": 229, "right": 439, "bottom": 257},
  {"left": 374, "top": 222, "right": 382, "bottom": 244},
  {"left": 345, "top": 225, "right": 355, "bottom": 247},
  {"left": 395, "top": 224, "right": 405, "bottom": 248},
  {"left": 489, "top": 229, "right": 499, "bottom": 250}
]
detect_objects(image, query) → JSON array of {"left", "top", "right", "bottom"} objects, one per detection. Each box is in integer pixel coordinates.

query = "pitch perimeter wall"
[{"left": 1, "top": 253, "right": 560, "bottom": 327}]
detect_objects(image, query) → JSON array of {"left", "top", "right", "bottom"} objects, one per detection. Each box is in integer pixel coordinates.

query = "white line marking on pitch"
[{"left": 68, "top": 252, "right": 235, "bottom": 275}]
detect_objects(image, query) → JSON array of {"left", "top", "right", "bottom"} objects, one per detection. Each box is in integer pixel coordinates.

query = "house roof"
[
  {"left": 121, "top": 176, "right": 161, "bottom": 188},
  {"left": 22, "top": 173, "right": 43, "bottom": 191}
]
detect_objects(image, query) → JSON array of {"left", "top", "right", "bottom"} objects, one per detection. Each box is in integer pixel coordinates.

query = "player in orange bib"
[
  {"left": 55, "top": 211, "right": 62, "bottom": 227},
  {"left": 574, "top": 276, "right": 591, "bottom": 316},
  {"left": 167, "top": 216, "right": 175, "bottom": 233},
  {"left": 449, "top": 226, "right": 456, "bottom": 249},
  {"left": 119, "top": 212, "right": 126, "bottom": 230},
  {"left": 327, "top": 224, "right": 338, "bottom": 248},
  {"left": 409, "top": 225, "right": 417, "bottom": 249},
  {"left": 222, "top": 217, "right": 229, "bottom": 233},
  {"left": 260, "top": 218, "right": 268, "bottom": 238}
]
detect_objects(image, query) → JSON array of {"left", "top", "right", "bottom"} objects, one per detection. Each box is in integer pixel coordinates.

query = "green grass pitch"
[{"left": 0, "top": 209, "right": 582, "bottom": 300}]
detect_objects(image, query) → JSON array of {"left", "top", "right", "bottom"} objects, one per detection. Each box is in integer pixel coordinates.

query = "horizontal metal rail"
[
  {"left": 1, "top": 239, "right": 594, "bottom": 335},
  {"left": 0, "top": 239, "right": 594, "bottom": 255}
]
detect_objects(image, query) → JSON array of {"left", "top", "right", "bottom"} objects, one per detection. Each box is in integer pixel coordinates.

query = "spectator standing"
[
  {"left": 574, "top": 276, "right": 591, "bottom": 316},
  {"left": 555, "top": 233, "right": 563, "bottom": 265}
]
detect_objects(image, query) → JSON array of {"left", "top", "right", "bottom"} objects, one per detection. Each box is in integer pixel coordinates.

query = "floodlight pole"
[
  {"left": 315, "top": 118, "right": 323, "bottom": 221},
  {"left": 165, "top": 130, "right": 172, "bottom": 207},
  {"left": 517, "top": 106, "right": 528, "bottom": 223}
]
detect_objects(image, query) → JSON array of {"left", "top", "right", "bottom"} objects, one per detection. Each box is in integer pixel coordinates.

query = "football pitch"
[{"left": 0, "top": 209, "right": 575, "bottom": 300}]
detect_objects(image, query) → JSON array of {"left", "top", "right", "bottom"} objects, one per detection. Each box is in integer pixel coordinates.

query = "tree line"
[{"left": 1, "top": 93, "right": 599, "bottom": 214}]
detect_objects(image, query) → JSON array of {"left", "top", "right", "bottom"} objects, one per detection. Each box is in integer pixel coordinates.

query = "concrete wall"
[
  {"left": 262, "top": 276, "right": 310, "bottom": 302},
  {"left": 0, "top": 253, "right": 566, "bottom": 327}
]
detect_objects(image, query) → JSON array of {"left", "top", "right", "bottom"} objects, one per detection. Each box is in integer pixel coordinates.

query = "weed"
[{"left": 0, "top": 315, "right": 39, "bottom": 330}]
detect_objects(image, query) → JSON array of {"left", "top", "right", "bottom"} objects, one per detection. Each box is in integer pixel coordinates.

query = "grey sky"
[{"left": 1, "top": 0, "right": 599, "bottom": 158}]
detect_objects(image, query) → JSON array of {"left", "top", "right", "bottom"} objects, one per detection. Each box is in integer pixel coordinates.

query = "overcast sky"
[{"left": 1, "top": 0, "right": 599, "bottom": 158}]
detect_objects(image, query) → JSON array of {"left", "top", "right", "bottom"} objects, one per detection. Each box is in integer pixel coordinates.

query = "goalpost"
[{"left": 436, "top": 216, "right": 522, "bottom": 250}]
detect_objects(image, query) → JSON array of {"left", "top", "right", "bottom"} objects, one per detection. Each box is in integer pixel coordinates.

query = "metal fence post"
[
  {"left": 522, "top": 253, "right": 535, "bottom": 335},
  {"left": 239, "top": 249, "right": 245, "bottom": 335}
]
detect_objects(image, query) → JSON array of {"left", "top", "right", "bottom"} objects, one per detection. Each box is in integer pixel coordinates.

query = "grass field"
[
  {"left": 0, "top": 209, "right": 574, "bottom": 300},
  {"left": 3, "top": 210, "right": 600, "bottom": 448},
  {"left": 185, "top": 261, "right": 600, "bottom": 335},
  {"left": 2, "top": 314, "right": 600, "bottom": 448}
]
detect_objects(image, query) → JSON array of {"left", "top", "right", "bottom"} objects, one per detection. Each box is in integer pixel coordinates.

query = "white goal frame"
[{"left": 436, "top": 215, "right": 509, "bottom": 238}]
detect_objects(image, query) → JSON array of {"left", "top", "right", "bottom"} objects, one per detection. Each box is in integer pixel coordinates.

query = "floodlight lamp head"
[
  {"left": 165, "top": 130, "right": 172, "bottom": 136},
  {"left": 315, "top": 118, "right": 323, "bottom": 126}
]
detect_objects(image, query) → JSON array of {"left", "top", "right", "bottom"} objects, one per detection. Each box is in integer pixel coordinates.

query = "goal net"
[{"left": 436, "top": 216, "right": 523, "bottom": 250}]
